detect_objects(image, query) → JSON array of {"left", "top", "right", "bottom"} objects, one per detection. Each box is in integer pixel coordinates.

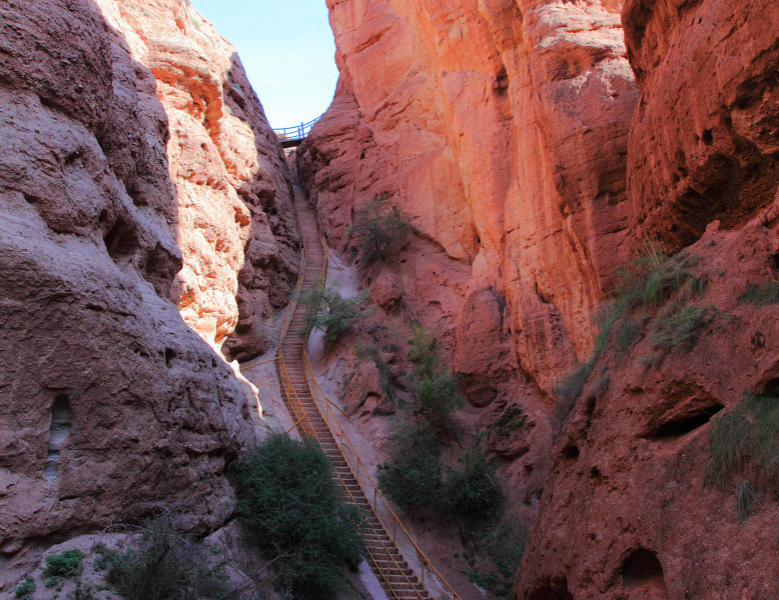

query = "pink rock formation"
[
  {"left": 0, "top": 0, "right": 296, "bottom": 586},
  {"left": 517, "top": 213, "right": 779, "bottom": 599},
  {"left": 298, "top": 0, "right": 638, "bottom": 508},
  {"left": 301, "top": 0, "right": 779, "bottom": 597}
]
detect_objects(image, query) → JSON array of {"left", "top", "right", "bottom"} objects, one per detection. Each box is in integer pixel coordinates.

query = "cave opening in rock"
[
  {"left": 621, "top": 548, "right": 667, "bottom": 590},
  {"left": 528, "top": 578, "right": 574, "bottom": 600},
  {"left": 649, "top": 403, "right": 725, "bottom": 440}
]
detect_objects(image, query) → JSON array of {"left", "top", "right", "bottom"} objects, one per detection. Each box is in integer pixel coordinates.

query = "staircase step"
[{"left": 276, "top": 199, "right": 450, "bottom": 600}]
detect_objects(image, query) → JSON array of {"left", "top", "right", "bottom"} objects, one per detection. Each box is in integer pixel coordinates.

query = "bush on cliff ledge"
[
  {"left": 106, "top": 516, "right": 232, "bottom": 600},
  {"left": 300, "top": 284, "right": 367, "bottom": 343},
  {"left": 349, "top": 193, "right": 415, "bottom": 265},
  {"left": 231, "top": 433, "right": 363, "bottom": 599}
]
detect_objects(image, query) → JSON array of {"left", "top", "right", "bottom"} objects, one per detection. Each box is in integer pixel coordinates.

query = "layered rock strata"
[{"left": 0, "top": 0, "right": 296, "bottom": 583}]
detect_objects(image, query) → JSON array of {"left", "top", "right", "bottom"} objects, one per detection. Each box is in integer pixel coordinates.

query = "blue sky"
[{"left": 191, "top": 0, "right": 339, "bottom": 129}]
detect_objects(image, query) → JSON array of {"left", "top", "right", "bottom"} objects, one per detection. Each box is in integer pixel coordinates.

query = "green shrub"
[
  {"left": 736, "top": 481, "right": 758, "bottom": 523},
  {"left": 68, "top": 581, "right": 100, "bottom": 600},
  {"left": 443, "top": 450, "right": 503, "bottom": 521},
  {"left": 706, "top": 403, "right": 749, "bottom": 487},
  {"left": 44, "top": 549, "right": 85, "bottom": 580},
  {"left": 354, "top": 342, "right": 394, "bottom": 399},
  {"left": 652, "top": 304, "right": 712, "bottom": 351},
  {"left": 611, "top": 242, "right": 704, "bottom": 311},
  {"left": 300, "top": 285, "right": 366, "bottom": 342},
  {"left": 408, "top": 322, "right": 438, "bottom": 379},
  {"left": 231, "top": 433, "right": 363, "bottom": 599},
  {"left": 107, "top": 516, "right": 232, "bottom": 600},
  {"left": 349, "top": 194, "right": 414, "bottom": 265},
  {"left": 554, "top": 361, "right": 595, "bottom": 422},
  {"left": 377, "top": 425, "right": 443, "bottom": 512},
  {"left": 739, "top": 282, "right": 779, "bottom": 306},
  {"left": 416, "top": 371, "right": 464, "bottom": 416},
  {"left": 477, "top": 518, "right": 529, "bottom": 597},
  {"left": 15, "top": 576, "right": 35, "bottom": 599},
  {"left": 616, "top": 319, "right": 640, "bottom": 354},
  {"left": 707, "top": 393, "right": 779, "bottom": 489}
]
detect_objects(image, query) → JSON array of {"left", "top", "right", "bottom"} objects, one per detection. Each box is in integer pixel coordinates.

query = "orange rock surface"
[
  {"left": 95, "top": 0, "right": 300, "bottom": 361},
  {"left": 300, "top": 0, "right": 779, "bottom": 597},
  {"left": 299, "top": 0, "right": 639, "bottom": 511},
  {"left": 516, "top": 1, "right": 779, "bottom": 597},
  {"left": 301, "top": 0, "right": 638, "bottom": 393}
]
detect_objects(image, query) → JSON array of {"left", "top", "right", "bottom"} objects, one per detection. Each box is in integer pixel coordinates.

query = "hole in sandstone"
[
  {"left": 590, "top": 466, "right": 603, "bottom": 481},
  {"left": 770, "top": 253, "right": 779, "bottom": 277},
  {"left": 760, "top": 378, "right": 779, "bottom": 396},
  {"left": 23, "top": 193, "right": 41, "bottom": 205},
  {"left": 562, "top": 444, "right": 579, "bottom": 460},
  {"left": 165, "top": 348, "right": 176, "bottom": 367},
  {"left": 621, "top": 548, "right": 667, "bottom": 591},
  {"left": 528, "top": 578, "right": 573, "bottom": 600},
  {"left": 650, "top": 403, "right": 724, "bottom": 440},
  {"left": 44, "top": 395, "right": 71, "bottom": 481},
  {"left": 103, "top": 216, "right": 139, "bottom": 267},
  {"left": 702, "top": 129, "right": 713, "bottom": 145},
  {"left": 39, "top": 95, "right": 58, "bottom": 111}
]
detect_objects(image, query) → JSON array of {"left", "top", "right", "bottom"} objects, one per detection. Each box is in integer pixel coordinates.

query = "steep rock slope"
[
  {"left": 517, "top": 1, "right": 779, "bottom": 598},
  {"left": 0, "top": 0, "right": 296, "bottom": 581},
  {"left": 298, "top": 0, "right": 638, "bottom": 504}
]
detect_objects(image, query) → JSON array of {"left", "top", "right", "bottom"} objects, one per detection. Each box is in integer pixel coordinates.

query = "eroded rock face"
[
  {"left": 94, "top": 0, "right": 300, "bottom": 360},
  {"left": 0, "top": 0, "right": 295, "bottom": 582},
  {"left": 518, "top": 212, "right": 779, "bottom": 599},
  {"left": 298, "top": 0, "right": 638, "bottom": 509},
  {"left": 515, "top": 1, "right": 779, "bottom": 597},
  {"left": 302, "top": 0, "right": 779, "bottom": 598},
  {"left": 624, "top": 0, "right": 779, "bottom": 250}
]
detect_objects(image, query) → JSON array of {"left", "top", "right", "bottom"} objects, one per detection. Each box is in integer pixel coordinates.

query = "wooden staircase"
[{"left": 276, "top": 185, "right": 460, "bottom": 600}]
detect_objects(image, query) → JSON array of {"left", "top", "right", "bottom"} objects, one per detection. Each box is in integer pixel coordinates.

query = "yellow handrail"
[
  {"left": 238, "top": 356, "right": 280, "bottom": 372},
  {"left": 276, "top": 198, "right": 461, "bottom": 600},
  {"left": 303, "top": 350, "right": 460, "bottom": 600}
]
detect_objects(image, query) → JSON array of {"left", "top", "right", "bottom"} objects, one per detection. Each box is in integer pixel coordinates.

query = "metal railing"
[
  {"left": 303, "top": 350, "right": 460, "bottom": 600},
  {"left": 273, "top": 115, "right": 322, "bottom": 141},
  {"left": 274, "top": 200, "right": 461, "bottom": 600}
]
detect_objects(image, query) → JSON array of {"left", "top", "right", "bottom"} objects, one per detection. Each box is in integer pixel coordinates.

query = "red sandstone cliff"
[
  {"left": 299, "top": 0, "right": 779, "bottom": 598},
  {"left": 517, "top": 1, "right": 779, "bottom": 598},
  {"left": 299, "top": 0, "right": 639, "bottom": 513},
  {"left": 0, "top": 0, "right": 297, "bottom": 586}
]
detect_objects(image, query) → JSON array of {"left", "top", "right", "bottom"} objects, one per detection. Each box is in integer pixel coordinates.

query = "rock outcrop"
[
  {"left": 0, "top": 0, "right": 296, "bottom": 585},
  {"left": 299, "top": 0, "right": 779, "bottom": 598},
  {"left": 624, "top": 0, "right": 779, "bottom": 250},
  {"left": 298, "top": 0, "right": 639, "bottom": 509},
  {"left": 517, "top": 1, "right": 779, "bottom": 597}
]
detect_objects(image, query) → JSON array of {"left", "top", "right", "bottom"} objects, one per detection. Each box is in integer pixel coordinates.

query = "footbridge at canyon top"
[{"left": 273, "top": 115, "right": 321, "bottom": 148}]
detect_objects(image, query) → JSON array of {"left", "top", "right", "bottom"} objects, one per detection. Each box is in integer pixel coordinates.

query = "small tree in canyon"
[
  {"left": 300, "top": 284, "right": 367, "bottom": 343},
  {"left": 406, "top": 322, "right": 464, "bottom": 426},
  {"left": 349, "top": 193, "right": 415, "bottom": 265}
]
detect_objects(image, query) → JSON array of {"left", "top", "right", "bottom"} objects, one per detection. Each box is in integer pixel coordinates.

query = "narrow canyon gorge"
[{"left": 0, "top": 0, "right": 777, "bottom": 599}]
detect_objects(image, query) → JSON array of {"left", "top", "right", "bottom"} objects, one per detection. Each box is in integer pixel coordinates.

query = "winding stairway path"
[{"left": 275, "top": 183, "right": 459, "bottom": 600}]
